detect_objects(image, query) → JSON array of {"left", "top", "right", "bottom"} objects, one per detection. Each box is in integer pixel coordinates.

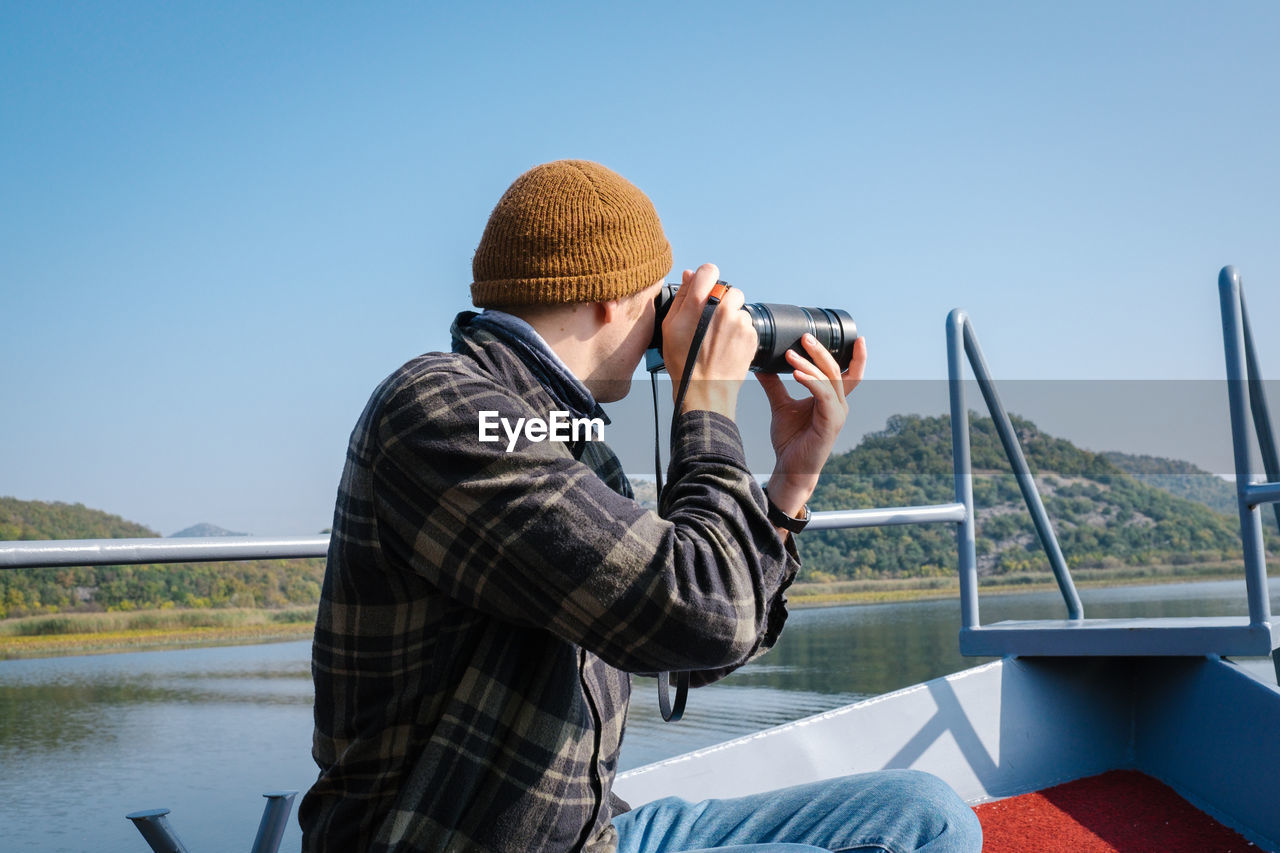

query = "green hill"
[
  {"left": 0, "top": 498, "right": 323, "bottom": 619},
  {"left": 796, "top": 414, "right": 1265, "bottom": 583},
  {"left": 0, "top": 497, "right": 156, "bottom": 542}
]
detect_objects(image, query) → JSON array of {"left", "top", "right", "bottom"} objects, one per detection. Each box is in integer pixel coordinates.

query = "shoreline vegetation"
[
  {"left": 2, "top": 563, "right": 1273, "bottom": 661},
  {"left": 0, "top": 606, "right": 316, "bottom": 660}
]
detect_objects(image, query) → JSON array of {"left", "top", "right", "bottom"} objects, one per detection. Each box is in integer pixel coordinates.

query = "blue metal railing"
[
  {"left": 0, "top": 535, "right": 330, "bottom": 569},
  {"left": 953, "top": 267, "right": 1276, "bottom": 662},
  {"left": 1219, "top": 265, "right": 1276, "bottom": 630},
  {"left": 0, "top": 513, "right": 971, "bottom": 570},
  {"left": 947, "top": 308, "right": 1083, "bottom": 628},
  {"left": 126, "top": 791, "right": 297, "bottom": 853}
]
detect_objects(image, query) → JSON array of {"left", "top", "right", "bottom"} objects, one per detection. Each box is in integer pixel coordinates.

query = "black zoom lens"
[{"left": 649, "top": 283, "right": 857, "bottom": 375}]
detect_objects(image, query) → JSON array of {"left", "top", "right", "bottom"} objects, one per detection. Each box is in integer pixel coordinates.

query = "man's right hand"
[{"left": 659, "top": 263, "right": 758, "bottom": 419}]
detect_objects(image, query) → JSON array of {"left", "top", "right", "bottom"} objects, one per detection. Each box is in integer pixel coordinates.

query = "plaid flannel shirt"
[{"left": 300, "top": 313, "right": 799, "bottom": 852}]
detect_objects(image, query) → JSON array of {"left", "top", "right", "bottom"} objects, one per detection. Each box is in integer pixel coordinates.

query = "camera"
[{"left": 647, "top": 283, "right": 858, "bottom": 374}]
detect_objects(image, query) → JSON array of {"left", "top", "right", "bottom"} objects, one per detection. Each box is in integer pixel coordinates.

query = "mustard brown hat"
[{"left": 471, "top": 160, "right": 673, "bottom": 307}]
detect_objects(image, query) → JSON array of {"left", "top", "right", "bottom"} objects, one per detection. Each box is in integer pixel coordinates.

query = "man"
[{"left": 300, "top": 160, "right": 980, "bottom": 852}]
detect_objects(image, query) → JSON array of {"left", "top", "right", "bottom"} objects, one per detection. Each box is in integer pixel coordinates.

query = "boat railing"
[
  {"left": 945, "top": 307, "right": 1083, "bottom": 629},
  {"left": 1219, "top": 265, "right": 1279, "bottom": 630},
  {"left": 1, "top": 265, "right": 1276, "bottom": 661},
  {"left": 125, "top": 790, "right": 298, "bottom": 853},
  {"left": 953, "top": 266, "right": 1277, "bottom": 666},
  {"left": 0, "top": 535, "right": 330, "bottom": 569}
]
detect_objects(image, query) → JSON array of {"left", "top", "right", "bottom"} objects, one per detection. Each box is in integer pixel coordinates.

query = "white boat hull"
[{"left": 617, "top": 656, "right": 1280, "bottom": 850}]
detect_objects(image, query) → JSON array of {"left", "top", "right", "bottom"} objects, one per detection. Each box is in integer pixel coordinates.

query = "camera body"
[{"left": 647, "top": 283, "right": 857, "bottom": 374}]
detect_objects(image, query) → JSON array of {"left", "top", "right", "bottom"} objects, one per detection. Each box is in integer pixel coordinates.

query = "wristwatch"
[{"left": 763, "top": 489, "right": 811, "bottom": 533}]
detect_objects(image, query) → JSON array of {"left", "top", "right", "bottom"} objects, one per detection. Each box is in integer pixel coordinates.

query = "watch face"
[{"left": 789, "top": 507, "right": 810, "bottom": 532}]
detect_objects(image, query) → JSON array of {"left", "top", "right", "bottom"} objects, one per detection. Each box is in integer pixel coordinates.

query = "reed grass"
[
  {"left": 0, "top": 607, "right": 315, "bottom": 659},
  {"left": 0, "top": 606, "right": 314, "bottom": 637},
  {"left": 787, "top": 562, "right": 1271, "bottom": 607},
  {"left": 0, "top": 562, "right": 1271, "bottom": 657}
]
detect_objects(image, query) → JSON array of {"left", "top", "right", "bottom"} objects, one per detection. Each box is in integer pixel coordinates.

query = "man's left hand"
[{"left": 756, "top": 334, "right": 868, "bottom": 523}]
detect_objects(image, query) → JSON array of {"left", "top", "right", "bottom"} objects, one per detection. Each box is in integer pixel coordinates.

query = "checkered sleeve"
[{"left": 371, "top": 369, "right": 798, "bottom": 675}]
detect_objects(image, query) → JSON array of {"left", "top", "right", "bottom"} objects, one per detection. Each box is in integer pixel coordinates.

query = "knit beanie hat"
[{"left": 471, "top": 160, "right": 673, "bottom": 307}]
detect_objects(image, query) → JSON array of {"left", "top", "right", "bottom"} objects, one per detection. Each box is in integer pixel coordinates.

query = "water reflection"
[
  {"left": 0, "top": 643, "right": 317, "bottom": 853},
  {"left": 0, "top": 655, "right": 312, "bottom": 759}
]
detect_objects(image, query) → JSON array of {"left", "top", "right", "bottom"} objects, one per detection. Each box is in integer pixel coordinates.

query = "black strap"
[
  {"left": 657, "top": 670, "right": 689, "bottom": 722},
  {"left": 650, "top": 282, "right": 728, "bottom": 723},
  {"left": 651, "top": 370, "right": 665, "bottom": 497},
  {"left": 763, "top": 487, "right": 812, "bottom": 533},
  {"left": 669, "top": 284, "right": 725, "bottom": 423}
]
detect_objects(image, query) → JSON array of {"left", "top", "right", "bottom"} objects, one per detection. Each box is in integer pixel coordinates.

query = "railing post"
[
  {"left": 947, "top": 310, "right": 980, "bottom": 630},
  {"left": 1219, "top": 266, "right": 1273, "bottom": 627},
  {"left": 1240, "top": 287, "right": 1280, "bottom": 534},
  {"left": 126, "top": 808, "right": 190, "bottom": 853},
  {"left": 960, "top": 315, "right": 1084, "bottom": 621},
  {"left": 250, "top": 790, "right": 299, "bottom": 853}
]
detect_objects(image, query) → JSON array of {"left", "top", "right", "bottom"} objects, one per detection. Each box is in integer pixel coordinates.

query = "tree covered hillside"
[
  {"left": 0, "top": 497, "right": 155, "bottom": 541},
  {"left": 0, "top": 498, "right": 323, "bottom": 619},
  {"left": 1100, "top": 450, "right": 1279, "bottom": 529},
  {"left": 797, "top": 414, "right": 1262, "bottom": 583}
]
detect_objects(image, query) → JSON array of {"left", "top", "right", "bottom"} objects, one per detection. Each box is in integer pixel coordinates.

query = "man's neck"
[{"left": 497, "top": 305, "right": 602, "bottom": 391}]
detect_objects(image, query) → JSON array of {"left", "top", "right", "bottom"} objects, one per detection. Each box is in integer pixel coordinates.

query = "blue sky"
[{"left": 3, "top": 2, "right": 1279, "bottom": 535}]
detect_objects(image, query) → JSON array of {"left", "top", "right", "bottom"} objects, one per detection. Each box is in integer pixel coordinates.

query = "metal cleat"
[
  {"left": 125, "top": 808, "right": 188, "bottom": 853},
  {"left": 126, "top": 790, "right": 298, "bottom": 853}
]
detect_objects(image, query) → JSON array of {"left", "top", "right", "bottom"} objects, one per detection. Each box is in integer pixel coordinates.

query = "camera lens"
[
  {"left": 649, "top": 284, "right": 857, "bottom": 374},
  {"left": 745, "top": 303, "right": 857, "bottom": 374}
]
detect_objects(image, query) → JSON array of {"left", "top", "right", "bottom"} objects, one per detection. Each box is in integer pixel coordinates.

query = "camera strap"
[{"left": 649, "top": 280, "right": 729, "bottom": 722}]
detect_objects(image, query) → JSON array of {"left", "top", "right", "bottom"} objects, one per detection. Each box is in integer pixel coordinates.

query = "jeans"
[{"left": 611, "top": 769, "right": 982, "bottom": 853}]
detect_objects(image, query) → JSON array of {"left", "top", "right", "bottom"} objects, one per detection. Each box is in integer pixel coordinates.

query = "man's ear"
[{"left": 597, "top": 299, "right": 620, "bottom": 325}]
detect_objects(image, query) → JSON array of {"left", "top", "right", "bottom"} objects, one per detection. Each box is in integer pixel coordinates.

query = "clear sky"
[{"left": 3, "top": 1, "right": 1279, "bottom": 536}]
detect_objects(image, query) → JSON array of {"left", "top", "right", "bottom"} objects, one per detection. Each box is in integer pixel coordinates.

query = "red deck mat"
[{"left": 973, "top": 769, "right": 1261, "bottom": 852}]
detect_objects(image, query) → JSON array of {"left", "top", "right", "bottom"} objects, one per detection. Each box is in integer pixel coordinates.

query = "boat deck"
[
  {"left": 615, "top": 655, "right": 1280, "bottom": 850},
  {"left": 975, "top": 769, "right": 1257, "bottom": 852},
  {"left": 961, "top": 616, "right": 1280, "bottom": 658}
]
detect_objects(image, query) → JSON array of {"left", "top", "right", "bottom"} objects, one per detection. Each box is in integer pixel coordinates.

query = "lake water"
[{"left": 2, "top": 580, "right": 1277, "bottom": 852}]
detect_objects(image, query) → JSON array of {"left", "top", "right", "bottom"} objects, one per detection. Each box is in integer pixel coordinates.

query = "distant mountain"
[
  {"left": 1102, "top": 451, "right": 1279, "bottom": 534},
  {"left": 170, "top": 523, "right": 248, "bottom": 538},
  {"left": 1101, "top": 451, "right": 1238, "bottom": 516},
  {"left": 798, "top": 414, "right": 1264, "bottom": 582}
]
